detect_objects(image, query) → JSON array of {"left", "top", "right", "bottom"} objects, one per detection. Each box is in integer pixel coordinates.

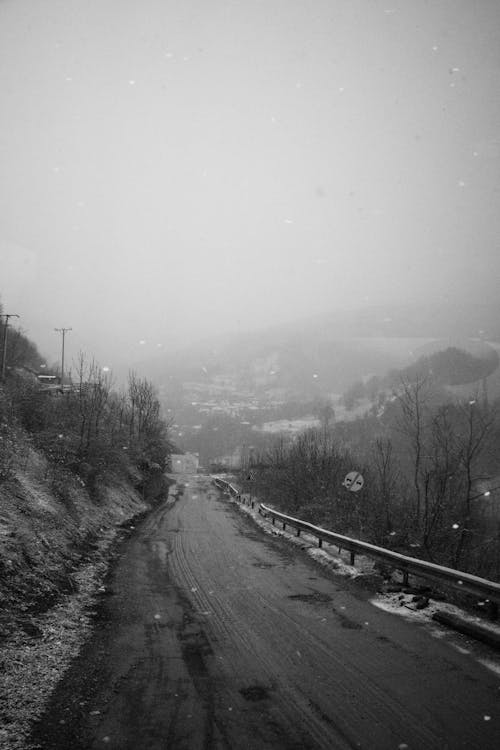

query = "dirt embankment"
[
  {"left": 0, "top": 445, "right": 168, "bottom": 641},
  {"left": 0, "top": 445, "right": 173, "bottom": 750}
]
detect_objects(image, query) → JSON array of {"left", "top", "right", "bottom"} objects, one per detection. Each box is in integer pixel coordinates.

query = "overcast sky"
[{"left": 1, "top": 0, "right": 499, "bottom": 369}]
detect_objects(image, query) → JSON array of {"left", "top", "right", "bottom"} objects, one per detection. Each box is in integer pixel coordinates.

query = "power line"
[{"left": 0, "top": 313, "right": 20, "bottom": 381}]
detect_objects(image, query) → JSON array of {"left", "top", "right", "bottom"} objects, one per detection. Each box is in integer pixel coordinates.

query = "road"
[{"left": 30, "top": 475, "right": 499, "bottom": 749}]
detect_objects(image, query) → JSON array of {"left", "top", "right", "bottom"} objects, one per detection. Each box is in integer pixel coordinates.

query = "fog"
[{"left": 1, "top": 0, "right": 499, "bottom": 369}]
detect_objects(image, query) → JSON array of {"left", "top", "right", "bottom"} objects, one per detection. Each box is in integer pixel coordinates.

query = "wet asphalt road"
[{"left": 30, "top": 475, "right": 499, "bottom": 749}]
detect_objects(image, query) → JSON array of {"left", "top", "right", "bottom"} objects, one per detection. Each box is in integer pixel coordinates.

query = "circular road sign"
[{"left": 342, "top": 471, "right": 364, "bottom": 493}]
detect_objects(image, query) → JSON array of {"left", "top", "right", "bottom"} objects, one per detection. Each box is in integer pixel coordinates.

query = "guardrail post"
[
  {"left": 350, "top": 551, "right": 355, "bottom": 565},
  {"left": 296, "top": 528, "right": 301, "bottom": 537},
  {"left": 402, "top": 569, "right": 409, "bottom": 586},
  {"left": 283, "top": 522, "right": 286, "bottom": 530},
  {"left": 272, "top": 517, "right": 275, "bottom": 525},
  {"left": 318, "top": 538, "right": 323, "bottom": 548}
]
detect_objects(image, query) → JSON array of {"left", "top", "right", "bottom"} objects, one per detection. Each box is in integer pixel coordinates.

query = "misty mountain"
[{"left": 141, "top": 301, "right": 500, "bottom": 400}]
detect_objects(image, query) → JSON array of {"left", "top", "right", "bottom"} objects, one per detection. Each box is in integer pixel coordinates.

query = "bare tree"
[
  {"left": 452, "top": 397, "right": 496, "bottom": 567},
  {"left": 395, "top": 374, "right": 432, "bottom": 531},
  {"left": 370, "top": 437, "right": 400, "bottom": 538},
  {"left": 126, "top": 371, "right": 171, "bottom": 464},
  {"left": 74, "top": 352, "right": 112, "bottom": 452}
]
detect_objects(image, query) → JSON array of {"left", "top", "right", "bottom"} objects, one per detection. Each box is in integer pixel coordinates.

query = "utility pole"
[
  {"left": 54, "top": 327, "right": 72, "bottom": 385},
  {"left": 0, "top": 313, "right": 20, "bottom": 381}
]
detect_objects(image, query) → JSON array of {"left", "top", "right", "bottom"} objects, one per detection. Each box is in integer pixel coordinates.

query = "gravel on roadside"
[{"left": 0, "top": 527, "right": 124, "bottom": 750}]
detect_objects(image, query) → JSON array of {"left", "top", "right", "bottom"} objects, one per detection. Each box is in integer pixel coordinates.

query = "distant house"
[{"left": 170, "top": 453, "right": 199, "bottom": 474}]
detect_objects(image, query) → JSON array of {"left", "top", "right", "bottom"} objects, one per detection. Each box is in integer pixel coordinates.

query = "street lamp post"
[{"left": 0, "top": 313, "right": 20, "bottom": 381}]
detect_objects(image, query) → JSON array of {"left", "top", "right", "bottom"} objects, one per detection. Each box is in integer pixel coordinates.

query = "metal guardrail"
[
  {"left": 212, "top": 476, "right": 500, "bottom": 618},
  {"left": 212, "top": 477, "right": 240, "bottom": 497}
]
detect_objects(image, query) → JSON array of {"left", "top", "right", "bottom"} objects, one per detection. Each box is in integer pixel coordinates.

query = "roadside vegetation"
[
  {"left": 0, "top": 353, "right": 172, "bottom": 496},
  {"left": 0, "top": 301, "right": 173, "bottom": 639},
  {"left": 241, "top": 365, "right": 500, "bottom": 581}
]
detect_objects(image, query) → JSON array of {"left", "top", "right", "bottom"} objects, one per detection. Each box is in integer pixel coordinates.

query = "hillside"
[
  {"left": 0, "top": 306, "right": 173, "bottom": 636},
  {"left": 0, "top": 425, "right": 177, "bottom": 750},
  {"left": 0, "top": 300, "right": 177, "bottom": 748},
  {"left": 143, "top": 301, "right": 500, "bottom": 397},
  {"left": 0, "top": 441, "right": 149, "bottom": 639},
  {"left": 129, "top": 301, "right": 498, "bottom": 465}
]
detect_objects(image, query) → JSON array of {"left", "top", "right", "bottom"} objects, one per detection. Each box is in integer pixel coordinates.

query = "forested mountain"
[{"left": 143, "top": 301, "right": 500, "bottom": 400}]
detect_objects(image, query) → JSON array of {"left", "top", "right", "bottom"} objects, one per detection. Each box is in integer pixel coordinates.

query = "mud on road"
[{"left": 30, "top": 476, "right": 499, "bottom": 749}]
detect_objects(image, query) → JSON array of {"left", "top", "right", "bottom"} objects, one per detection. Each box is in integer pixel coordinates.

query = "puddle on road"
[
  {"left": 288, "top": 592, "right": 364, "bottom": 630},
  {"left": 334, "top": 611, "right": 363, "bottom": 630},
  {"left": 239, "top": 684, "right": 271, "bottom": 702}
]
